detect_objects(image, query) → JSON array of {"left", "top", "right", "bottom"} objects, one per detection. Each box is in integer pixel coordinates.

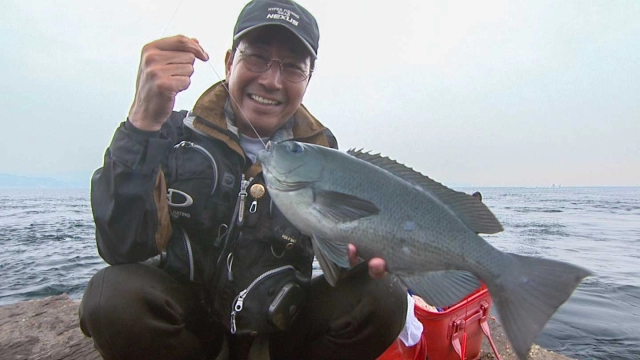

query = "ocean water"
[{"left": 0, "top": 187, "right": 639, "bottom": 359}]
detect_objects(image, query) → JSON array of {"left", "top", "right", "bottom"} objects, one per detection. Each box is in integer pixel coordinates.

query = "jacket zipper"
[
  {"left": 237, "top": 174, "right": 252, "bottom": 226},
  {"left": 180, "top": 226, "right": 195, "bottom": 282},
  {"left": 175, "top": 141, "right": 219, "bottom": 195},
  {"left": 230, "top": 265, "right": 294, "bottom": 334}
]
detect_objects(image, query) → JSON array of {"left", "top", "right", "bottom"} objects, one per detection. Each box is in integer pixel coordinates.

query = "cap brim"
[{"left": 234, "top": 23, "right": 317, "bottom": 58}]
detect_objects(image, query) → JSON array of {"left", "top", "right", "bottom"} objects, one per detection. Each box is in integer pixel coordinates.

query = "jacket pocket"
[
  {"left": 166, "top": 137, "right": 239, "bottom": 237},
  {"left": 229, "top": 265, "right": 309, "bottom": 335}
]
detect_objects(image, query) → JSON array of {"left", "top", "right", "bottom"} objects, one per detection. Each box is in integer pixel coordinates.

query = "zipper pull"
[
  {"left": 230, "top": 288, "right": 248, "bottom": 335},
  {"left": 249, "top": 200, "right": 258, "bottom": 213},
  {"left": 213, "top": 224, "right": 228, "bottom": 247},
  {"left": 248, "top": 183, "right": 265, "bottom": 214},
  {"left": 226, "top": 253, "right": 234, "bottom": 281},
  {"left": 230, "top": 311, "right": 237, "bottom": 334},
  {"left": 175, "top": 140, "right": 193, "bottom": 149},
  {"left": 237, "top": 175, "right": 251, "bottom": 226},
  {"left": 234, "top": 289, "right": 248, "bottom": 312}
]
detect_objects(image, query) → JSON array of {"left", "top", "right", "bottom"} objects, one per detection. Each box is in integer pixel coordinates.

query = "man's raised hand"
[{"left": 128, "top": 35, "right": 209, "bottom": 131}]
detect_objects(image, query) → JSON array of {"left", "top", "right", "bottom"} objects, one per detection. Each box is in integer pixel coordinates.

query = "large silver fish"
[{"left": 257, "top": 141, "right": 591, "bottom": 360}]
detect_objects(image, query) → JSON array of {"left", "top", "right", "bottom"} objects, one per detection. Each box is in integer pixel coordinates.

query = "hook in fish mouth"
[{"left": 257, "top": 146, "right": 273, "bottom": 165}]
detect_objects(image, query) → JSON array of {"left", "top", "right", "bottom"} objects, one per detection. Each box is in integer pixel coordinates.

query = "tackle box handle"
[{"left": 450, "top": 301, "right": 502, "bottom": 360}]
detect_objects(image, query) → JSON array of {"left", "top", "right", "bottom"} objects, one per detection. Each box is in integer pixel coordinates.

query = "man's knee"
[
  {"left": 332, "top": 274, "right": 407, "bottom": 339},
  {"left": 79, "top": 265, "right": 140, "bottom": 338},
  {"left": 79, "top": 264, "right": 210, "bottom": 359},
  {"left": 80, "top": 264, "right": 179, "bottom": 334},
  {"left": 297, "top": 272, "right": 408, "bottom": 359}
]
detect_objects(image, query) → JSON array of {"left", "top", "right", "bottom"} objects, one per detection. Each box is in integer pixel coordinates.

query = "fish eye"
[{"left": 289, "top": 142, "right": 304, "bottom": 154}]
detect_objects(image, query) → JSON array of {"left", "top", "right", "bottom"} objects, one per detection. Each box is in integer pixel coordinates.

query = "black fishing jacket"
[{"left": 91, "top": 81, "right": 337, "bottom": 333}]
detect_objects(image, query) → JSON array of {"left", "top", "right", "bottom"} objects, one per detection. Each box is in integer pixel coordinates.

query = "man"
[{"left": 79, "top": 0, "right": 408, "bottom": 359}]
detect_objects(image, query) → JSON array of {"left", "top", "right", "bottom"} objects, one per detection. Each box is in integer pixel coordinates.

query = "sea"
[{"left": 0, "top": 186, "right": 639, "bottom": 359}]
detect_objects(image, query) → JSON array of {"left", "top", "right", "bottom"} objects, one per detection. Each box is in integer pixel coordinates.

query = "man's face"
[{"left": 225, "top": 26, "right": 312, "bottom": 138}]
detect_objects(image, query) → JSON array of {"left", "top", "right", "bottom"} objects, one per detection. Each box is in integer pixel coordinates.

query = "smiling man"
[
  {"left": 79, "top": 1, "right": 408, "bottom": 359},
  {"left": 226, "top": 26, "right": 313, "bottom": 138}
]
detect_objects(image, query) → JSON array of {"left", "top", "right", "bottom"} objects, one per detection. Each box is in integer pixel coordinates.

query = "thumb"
[{"left": 191, "top": 37, "right": 209, "bottom": 61}]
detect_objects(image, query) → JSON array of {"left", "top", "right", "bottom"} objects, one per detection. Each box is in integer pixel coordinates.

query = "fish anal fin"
[{"left": 397, "top": 270, "right": 481, "bottom": 308}]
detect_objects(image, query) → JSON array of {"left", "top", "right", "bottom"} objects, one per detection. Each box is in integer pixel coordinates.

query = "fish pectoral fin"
[
  {"left": 311, "top": 234, "right": 350, "bottom": 287},
  {"left": 398, "top": 270, "right": 481, "bottom": 308},
  {"left": 313, "top": 190, "right": 380, "bottom": 223}
]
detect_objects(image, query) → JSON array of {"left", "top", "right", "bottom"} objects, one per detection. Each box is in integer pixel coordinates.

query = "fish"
[{"left": 257, "top": 141, "right": 591, "bottom": 360}]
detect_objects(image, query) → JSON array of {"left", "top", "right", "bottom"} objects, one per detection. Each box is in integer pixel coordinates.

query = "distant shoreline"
[
  {"left": 0, "top": 173, "right": 91, "bottom": 189},
  {"left": 0, "top": 186, "right": 90, "bottom": 189}
]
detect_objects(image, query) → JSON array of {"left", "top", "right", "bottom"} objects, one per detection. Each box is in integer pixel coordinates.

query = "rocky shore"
[{"left": 0, "top": 294, "right": 572, "bottom": 360}]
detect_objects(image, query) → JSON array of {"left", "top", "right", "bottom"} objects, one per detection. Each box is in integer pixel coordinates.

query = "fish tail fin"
[{"left": 488, "top": 254, "right": 591, "bottom": 360}]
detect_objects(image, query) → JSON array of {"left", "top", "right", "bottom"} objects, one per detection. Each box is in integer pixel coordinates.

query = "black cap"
[{"left": 233, "top": 0, "right": 319, "bottom": 58}]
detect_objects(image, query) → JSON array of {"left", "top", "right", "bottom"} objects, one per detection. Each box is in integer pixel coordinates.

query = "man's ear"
[
  {"left": 301, "top": 72, "right": 312, "bottom": 96},
  {"left": 225, "top": 49, "right": 234, "bottom": 79}
]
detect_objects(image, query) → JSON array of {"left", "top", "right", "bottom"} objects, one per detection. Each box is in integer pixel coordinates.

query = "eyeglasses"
[{"left": 236, "top": 48, "right": 311, "bottom": 83}]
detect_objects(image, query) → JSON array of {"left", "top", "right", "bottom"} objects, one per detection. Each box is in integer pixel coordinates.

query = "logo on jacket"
[{"left": 167, "top": 188, "right": 194, "bottom": 207}]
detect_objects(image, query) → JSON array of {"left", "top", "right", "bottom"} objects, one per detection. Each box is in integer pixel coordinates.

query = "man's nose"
[{"left": 258, "top": 62, "right": 283, "bottom": 89}]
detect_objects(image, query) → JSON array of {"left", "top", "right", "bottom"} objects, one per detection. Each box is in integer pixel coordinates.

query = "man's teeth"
[{"left": 250, "top": 94, "right": 279, "bottom": 105}]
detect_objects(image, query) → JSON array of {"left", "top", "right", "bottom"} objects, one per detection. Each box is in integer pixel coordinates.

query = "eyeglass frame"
[{"left": 235, "top": 48, "right": 313, "bottom": 83}]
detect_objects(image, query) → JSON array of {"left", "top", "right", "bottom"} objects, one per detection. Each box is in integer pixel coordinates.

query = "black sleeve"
[{"left": 91, "top": 111, "right": 187, "bottom": 264}]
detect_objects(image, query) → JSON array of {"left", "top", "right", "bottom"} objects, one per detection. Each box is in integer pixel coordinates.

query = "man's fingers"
[
  {"left": 347, "top": 244, "right": 359, "bottom": 267},
  {"left": 142, "top": 51, "right": 198, "bottom": 70},
  {"left": 368, "top": 258, "right": 387, "bottom": 280},
  {"left": 164, "top": 51, "right": 198, "bottom": 65},
  {"left": 144, "top": 73, "right": 192, "bottom": 94},
  {"left": 162, "top": 63, "right": 195, "bottom": 77},
  {"left": 348, "top": 243, "right": 387, "bottom": 279},
  {"left": 190, "top": 37, "right": 209, "bottom": 60},
  {"left": 171, "top": 75, "right": 192, "bottom": 93},
  {"left": 153, "top": 35, "right": 208, "bottom": 61}
]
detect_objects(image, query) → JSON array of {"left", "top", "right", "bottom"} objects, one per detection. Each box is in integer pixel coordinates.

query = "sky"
[{"left": 1, "top": 0, "right": 638, "bottom": 187}]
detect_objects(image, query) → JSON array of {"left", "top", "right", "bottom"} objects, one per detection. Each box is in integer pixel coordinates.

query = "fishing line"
[
  {"left": 160, "top": 0, "right": 185, "bottom": 38},
  {"left": 161, "top": 0, "right": 268, "bottom": 148}
]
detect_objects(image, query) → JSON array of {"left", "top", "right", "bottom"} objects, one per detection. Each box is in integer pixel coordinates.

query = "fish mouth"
[
  {"left": 257, "top": 142, "right": 273, "bottom": 166},
  {"left": 258, "top": 141, "right": 315, "bottom": 191},
  {"left": 267, "top": 179, "right": 314, "bottom": 192}
]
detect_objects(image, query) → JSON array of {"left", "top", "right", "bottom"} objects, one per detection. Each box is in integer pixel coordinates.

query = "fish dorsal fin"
[
  {"left": 313, "top": 190, "right": 380, "bottom": 223},
  {"left": 348, "top": 149, "right": 503, "bottom": 234}
]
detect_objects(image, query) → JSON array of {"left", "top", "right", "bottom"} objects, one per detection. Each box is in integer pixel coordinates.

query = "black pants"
[{"left": 79, "top": 263, "right": 407, "bottom": 360}]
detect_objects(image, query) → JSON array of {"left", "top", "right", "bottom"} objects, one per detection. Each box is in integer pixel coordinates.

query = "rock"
[
  {"left": 0, "top": 295, "right": 574, "bottom": 360},
  {"left": 479, "top": 316, "right": 573, "bottom": 360},
  {"left": 0, "top": 295, "right": 99, "bottom": 360}
]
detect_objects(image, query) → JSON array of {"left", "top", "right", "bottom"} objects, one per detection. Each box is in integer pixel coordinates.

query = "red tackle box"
[{"left": 379, "top": 285, "right": 501, "bottom": 360}]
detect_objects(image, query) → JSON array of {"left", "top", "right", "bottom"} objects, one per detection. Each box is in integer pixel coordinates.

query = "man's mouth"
[{"left": 249, "top": 94, "right": 281, "bottom": 105}]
